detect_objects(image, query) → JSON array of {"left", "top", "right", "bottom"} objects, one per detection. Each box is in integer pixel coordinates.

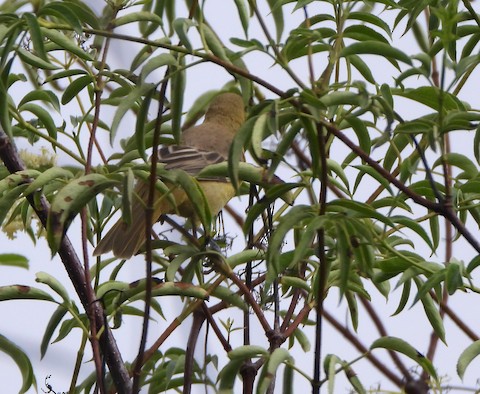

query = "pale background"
[{"left": 1, "top": 1, "right": 480, "bottom": 393}]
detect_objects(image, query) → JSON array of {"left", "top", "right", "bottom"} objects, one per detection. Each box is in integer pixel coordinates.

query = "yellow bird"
[{"left": 93, "top": 92, "right": 245, "bottom": 258}]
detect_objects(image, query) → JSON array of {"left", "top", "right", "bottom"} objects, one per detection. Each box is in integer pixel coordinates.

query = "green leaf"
[
  {"left": 229, "top": 116, "right": 255, "bottom": 190},
  {"left": 47, "top": 174, "right": 118, "bottom": 254},
  {"left": 460, "top": 179, "right": 480, "bottom": 194},
  {"left": 113, "top": 11, "right": 163, "bottom": 28},
  {"left": 172, "top": 18, "right": 196, "bottom": 52},
  {"left": 340, "top": 41, "right": 412, "bottom": 65},
  {"left": 281, "top": 276, "right": 310, "bottom": 292},
  {"left": 289, "top": 216, "right": 326, "bottom": 270},
  {"left": 134, "top": 90, "right": 155, "bottom": 162},
  {"left": 0, "top": 284, "right": 55, "bottom": 302},
  {"left": 233, "top": 0, "right": 249, "bottom": 37},
  {"left": 170, "top": 54, "right": 186, "bottom": 142},
  {"left": 36, "top": 271, "right": 70, "bottom": 303},
  {"left": 347, "top": 54, "right": 376, "bottom": 84},
  {"left": 394, "top": 86, "right": 465, "bottom": 112},
  {"left": 210, "top": 286, "right": 248, "bottom": 310},
  {"left": 23, "top": 167, "right": 73, "bottom": 195},
  {"left": 475, "top": 121, "right": 480, "bottom": 166},
  {"left": 354, "top": 164, "right": 392, "bottom": 194},
  {"left": 18, "top": 89, "right": 60, "bottom": 112},
  {"left": 412, "top": 270, "right": 445, "bottom": 305},
  {"left": 40, "top": 305, "right": 68, "bottom": 358},
  {"left": 324, "top": 354, "right": 341, "bottom": 394},
  {"left": 429, "top": 213, "right": 440, "bottom": 251},
  {"left": 44, "top": 69, "right": 88, "bottom": 83},
  {"left": 250, "top": 111, "right": 269, "bottom": 161},
  {"left": 343, "top": 25, "right": 389, "bottom": 44},
  {"left": 348, "top": 12, "right": 392, "bottom": 38},
  {"left": 391, "top": 279, "right": 411, "bottom": 315},
  {"left": 370, "top": 196, "right": 412, "bottom": 213},
  {"left": 18, "top": 102, "right": 58, "bottom": 139},
  {"left": 293, "top": 326, "right": 311, "bottom": 352},
  {"left": 457, "top": 340, "right": 480, "bottom": 380},
  {"left": 283, "top": 363, "right": 294, "bottom": 394},
  {"left": 173, "top": 169, "right": 212, "bottom": 230},
  {"left": 0, "top": 170, "right": 40, "bottom": 194},
  {"left": 0, "top": 253, "right": 28, "bottom": 269},
  {"left": 266, "top": 0, "right": 284, "bottom": 42},
  {"left": 110, "top": 83, "right": 155, "bottom": 144},
  {"left": 23, "top": 13, "right": 48, "bottom": 60},
  {"left": 432, "top": 153, "right": 478, "bottom": 179},
  {"left": 336, "top": 222, "right": 352, "bottom": 299},
  {"left": 257, "top": 348, "right": 293, "bottom": 394},
  {"left": 371, "top": 336, "right": 437, "bottom": 379},
  {"left": 0, "top": 334, "right": 35, "bottom": 393},
  {"left": 266, "top": 205, "right": 317, "bottom": 284},
  {"left": 445, "top": 262, "right": 463, "bottom": 295},
  {"left": 417, "top": 281, "right": 446, "bottom": 343},
  {"left": 319, "top": 91, "right": 368, "bottom": 108},
  {"left": 0, "top": 71, "right": 12, "bottom": 137},
  {"left": 0, "top": 185, "right": 29, "bottom": 225},
  {"left": 228, "top": 345, "right": 268, "bottom": 360},
  {"left": 40, "top": 27, "right": 93, "bottom": 61},
  {"left": 61, "top": 74, "right": 94, "bottom": 105},
  {"left": 391, "top": 215, "right": 435, "bottom": 252},
  {"left": 346, "top": 290, "right": 359, "bottom": 331},
  {"left": 39, "top": 1, "right": 86, "bottom": 32},
  {"left": 201, "top": 23, "right": 228, "bottom": 61},
  {"left": 17, "top": 47, "right": 58, "bottom": 70},
  {"left": 344, "top": 116, "right": 371, "bottom": 155},
  {"left": 226, "top": 249, "right": 265, "bottom": 269},
  {"left": 139, "top": 53, "right": 176, "bottom": 83},
  {"left": 218, "top": 359, "right": 243, "bottom": 393},
  {"left": 242, "top": 181, "right": 297, "bottom": 233},
  {"left": 383, "top": 133, "right": 411, "bottom": 172},
  {"left": 327, "top": 199, "right": 395, "bottom": 227}
]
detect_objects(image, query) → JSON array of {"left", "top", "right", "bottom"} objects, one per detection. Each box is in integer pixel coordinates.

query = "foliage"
[{"left": 0, "top": 0, "right": 480, "bottom": 393}]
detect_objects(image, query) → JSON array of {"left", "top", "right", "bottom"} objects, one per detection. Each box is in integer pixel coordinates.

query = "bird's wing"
[{"left": 158, "top": 145, "right": 226, "bottom": 176}]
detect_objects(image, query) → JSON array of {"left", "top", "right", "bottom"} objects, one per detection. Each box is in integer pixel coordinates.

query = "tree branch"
[{"left": 0, "top": 128, "right": 131, "bottom": 393}]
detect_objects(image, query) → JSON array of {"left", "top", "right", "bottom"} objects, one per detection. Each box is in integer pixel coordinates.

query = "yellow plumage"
[{"left": 93, "top": 92, "right": 245, "bottom": 258}]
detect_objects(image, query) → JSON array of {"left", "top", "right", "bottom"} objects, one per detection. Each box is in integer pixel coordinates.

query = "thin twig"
[
  {"left": 312, "top": 123, "right": 329, "bottom": 394},
  {"left": 359, "top": 297, "right": 412, "bottom": 380},
  {"left": 131, "top": 79, "right": 168, "bottom": 393},
  {"left": 323, "top": 309, "right": 404, "bottom": 387}
]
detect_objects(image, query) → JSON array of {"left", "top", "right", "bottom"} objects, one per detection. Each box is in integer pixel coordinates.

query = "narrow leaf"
[
  {"left": 371, "top": 336, "right": 437, "bottom": 379},
  {"left": 47, "top": 174, "right": 118, "bottom": 254},
  {"left": 457, "top": 340, "right": 480, "bottom": 380},
  {"left": 0, "top": 334, "right": 35, "bottom": 393},
  {"left": 340, "top": 41, "right": 412, "bottom": 65}
]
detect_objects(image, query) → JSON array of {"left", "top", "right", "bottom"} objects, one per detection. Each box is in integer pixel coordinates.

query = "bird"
[{"left": 93, "top": 92, "right": 246, "bottom": 259}]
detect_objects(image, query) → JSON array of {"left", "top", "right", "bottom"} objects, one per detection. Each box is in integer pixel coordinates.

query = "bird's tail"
[
  {"left": 93, "top": 182, "right": 159, "bottom": 259},
  {"left": 93, "top": 205, "right": 148, "bottom": 259}
]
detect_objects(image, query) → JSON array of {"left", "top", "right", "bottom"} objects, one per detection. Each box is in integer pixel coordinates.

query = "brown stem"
[
  {"left": 201, "top": 303, "right": 231, "bottom": 352},
  {"left": 326, "top": 122, "right": 480, "bottom": 254},
  {"left": 359, "top": 297, "right": 412, "bottom": 380},
  {"left": 81, "top": 209, "right": 105, "bottom": 393},
  {"left": 435, "top": 292, "right": 479, "bottom": 341},
  {"left": 282, "top": 302, "right": 313, "bottom": 338},
  {"left": 184, "top": 309, "right": 205, "bottom": 394},
  {"left": 323, "top": 309, "right": 404, "bottom": 387},
  {"left": 0, "top": 130, "right": 131, "bottom": 392},
  {"left": 131, "top": 78, "right": 168, "bottom": 394},
  {"left": 211, "top": 254, "right": 272, "bottom": 334},
  {"left": 312, "top": 123, "right": 329, "bottom": 394}
]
